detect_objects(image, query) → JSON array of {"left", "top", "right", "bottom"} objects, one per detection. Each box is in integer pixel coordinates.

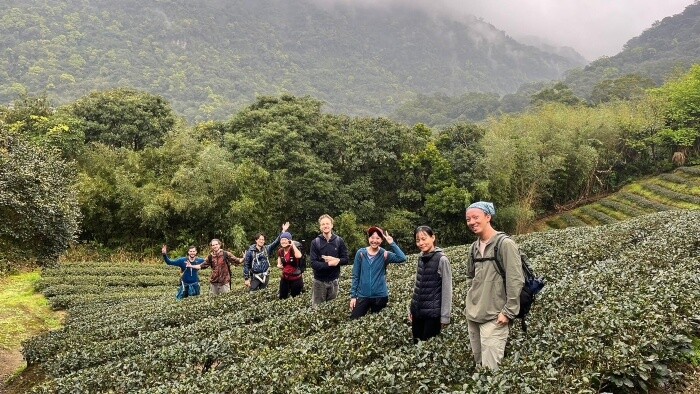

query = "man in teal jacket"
[{"left": 162, "top": 244, "right": 206, "bottom": 300}]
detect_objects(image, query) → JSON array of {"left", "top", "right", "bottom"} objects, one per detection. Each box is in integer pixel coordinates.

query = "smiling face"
[
  {"left": 255, "top": 235, "right": 265, "bottom": 249},
  {"left": 210, "top": 239, "right": 221, "bottom": 253},
  {"left": 367, "top": 232, "right": 383, "bottom": 250},
  {"left": 280, "top": 238, "right": 291, "bottom": 248},
  {"left": 187, "top": 247, "right": 197, "bottom": 258},
  {"left": 319, "top": 218, "right": 333, "bottom": 236},
  {"left": 415, "top": 230, "right": 436, "bottom": 253},
  {"left": 466, "top": 208, "right": 491, "bottom": 236}
]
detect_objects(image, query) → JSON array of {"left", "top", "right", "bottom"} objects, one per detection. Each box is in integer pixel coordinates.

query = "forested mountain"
[
  {"left": 393, "top": 2, "right": 700, "bottom": 127},
  {"left": 0, "top": 0, "right": 585, "bottom": 122},
  {"left": 565, "top": 1, "right": 700, "bottom": 98}
]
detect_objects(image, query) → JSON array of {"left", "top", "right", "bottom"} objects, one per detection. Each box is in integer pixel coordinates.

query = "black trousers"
[
  {"left": 350, "top": 297, "right": 389, "bottom": 320},
  {"left": 279, "top": 277, "right": 304, "bottom": 299},
  {"left": 411, "top": 316, "right": 442, "bottom": 344}
]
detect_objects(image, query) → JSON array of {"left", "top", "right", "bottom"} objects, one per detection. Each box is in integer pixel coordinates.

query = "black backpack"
[
  {"left": 292, "top": 241, "right": 307, "bottom": 274},
  {"left": 471, "top": 233, "right": 545, "bottom": 333}
]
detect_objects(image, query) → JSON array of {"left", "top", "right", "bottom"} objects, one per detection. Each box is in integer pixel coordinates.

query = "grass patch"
[
  {"left": 590, "top": 203, "right": 628, "bottom": 220},
  {"left": 0, "top": 271, "right": 63, "bottom": 351},
  {"left": 690, "top": 337, "right": 700, "bottom": 367}
]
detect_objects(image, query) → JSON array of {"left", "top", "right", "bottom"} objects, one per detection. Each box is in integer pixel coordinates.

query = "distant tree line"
[{"left": 2, "top": 65, "right": 699, "bottom": 270}]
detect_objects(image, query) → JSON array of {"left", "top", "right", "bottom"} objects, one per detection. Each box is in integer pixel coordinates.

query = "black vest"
[{"left": 411, "top": 250, "right": 443, "bottom": 319}]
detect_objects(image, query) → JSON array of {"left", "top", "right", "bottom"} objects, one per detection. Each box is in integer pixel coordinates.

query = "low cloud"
[{"left": 308, "top": 0, "right": 695, "bottom": 60}]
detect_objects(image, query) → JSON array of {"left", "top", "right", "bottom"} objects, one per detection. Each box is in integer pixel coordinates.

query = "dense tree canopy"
[
  {"left": 2, "top": 59, "right": 699, "bottom": 264},
  {"left": 68, "top": 88, "right": 176, "bottom": 150},
  {"left": 0, "top": 130, "right": 80, "bottom": 270}
]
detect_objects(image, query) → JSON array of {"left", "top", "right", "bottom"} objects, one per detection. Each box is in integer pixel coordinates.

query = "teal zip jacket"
[
  {"left": 351, "top": 242, "right": 407, "bottom": 298},
  {"left": 163, "top": 254, "right": 205, "bottom": 284}
]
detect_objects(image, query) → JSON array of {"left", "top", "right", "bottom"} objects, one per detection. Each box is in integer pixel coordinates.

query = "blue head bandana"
[{"left": 467, "top": 201, "right": 496, "bottom": 217}]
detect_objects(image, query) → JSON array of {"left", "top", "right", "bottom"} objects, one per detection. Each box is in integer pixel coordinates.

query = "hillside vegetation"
[
  {"left": 393, "top": 2, "right": 700, "bottom": 126},
  {"left": 0, "top": 0, "right": 584, "bottom": 122},
  {"left": 565, "top": 1, "right": 700, "bottom": 99},
  {"left": 21, "top": 210, "right": 700, "bottom": 393},
  {"left": 540, "top": 165, "right": 700, "bottom": 230}
]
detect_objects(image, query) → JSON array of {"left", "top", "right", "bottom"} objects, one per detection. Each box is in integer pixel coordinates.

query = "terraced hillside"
[{"left": 541, "top": 165, "right": 700, "bottom": 230}]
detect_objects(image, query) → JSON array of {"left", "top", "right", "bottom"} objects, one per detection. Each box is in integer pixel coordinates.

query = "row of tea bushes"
[
  {"left": 543, "top": 166, "right": 700, "bottom": 229},
  {"left": 25, "top": 210, "right": 700, "bottom": 393}
]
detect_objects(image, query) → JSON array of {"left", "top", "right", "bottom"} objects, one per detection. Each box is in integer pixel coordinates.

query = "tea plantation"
[
  {"left": 24, "top": 210, "right": 700, "bottom": 393},
  {"left": 542, "top": 166, "right": 700, "bottom": 230}
]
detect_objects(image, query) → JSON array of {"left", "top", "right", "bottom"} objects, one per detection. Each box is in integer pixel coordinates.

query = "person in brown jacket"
[
  {"left": 464, "top": 201, "right": 524, "bottom": 370},
  {"left": 196, "top": 239, "right": 243, "bottom": 295}
]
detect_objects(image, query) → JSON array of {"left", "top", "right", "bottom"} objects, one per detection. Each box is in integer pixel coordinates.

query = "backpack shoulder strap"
[
  {"left": 492, "top": 233, "right": 509, "bottom": 279},
  {"left": 223, "top": 251, "right": 233, "bottom": 278}
]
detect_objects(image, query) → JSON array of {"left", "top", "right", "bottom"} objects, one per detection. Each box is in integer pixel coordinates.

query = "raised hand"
[
  {"left": 382, "top": 229, "right": 394, "bottom": 245},
  {"left": 161, "top": 244, "right": 167, "bottom": 254},
  {"left": 282, "top": 221, "right": 290, "bottom": 232}
]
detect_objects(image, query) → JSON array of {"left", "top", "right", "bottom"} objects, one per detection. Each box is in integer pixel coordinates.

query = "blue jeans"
[{"left": 176, "top": 281, "right": 201, "bottom": 300}]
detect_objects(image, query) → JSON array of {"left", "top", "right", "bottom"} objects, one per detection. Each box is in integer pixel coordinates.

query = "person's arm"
[
  {"left": 385, "top": 242, "right": 407, "bottom": 264},
  {"left": 265, "top": 221, "right": 290, "bottom": 255},
  {"left": 161, "top": 245, "right": 179, "bottom": 267},
  {"left": 265, "top": 234, "right": 282, "bottom": 256},
  {"left": 186, "top": 257, "right": 206, "bottom": 270},
  {"left": 500, "top": 239, "right": 525, "bottom": 320},
  {"left": 310, "top": 239, "right": 329, "bottom": 271},
  {"left": 438, "top": 255, "right": 453, "bottom": 325},
  {"left": 291, "top": 242, "right": 302, "bottom": 259},
  {"left": 225, "top": 251, "right": 243, "bottom": 266},
  {"left": 199, "top": 255, "right": 212, "bottom": 270},
  {"left": 350, "top": 250, "right": 362, "bottom": 298},
  {"left": 243, "top": 250, "right": 252, "bottom": 280},
  {"left": 337, "top": 237, "right": 350, "bottom": 266}
]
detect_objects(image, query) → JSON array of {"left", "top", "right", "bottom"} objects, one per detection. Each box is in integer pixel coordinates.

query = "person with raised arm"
[
  {"left": 350, "top": 226, "right": 406, "bottom": 319},
  {"left": 244, "top": 222, "right": 290, "bottom": 292},
  {"left": 161, "top": 244, "right": 205, "bottom": 300}
]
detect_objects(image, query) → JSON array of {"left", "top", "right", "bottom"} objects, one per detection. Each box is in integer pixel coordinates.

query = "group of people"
[{"left": 162, "top": 203, "right": 525, "bottom": 370}]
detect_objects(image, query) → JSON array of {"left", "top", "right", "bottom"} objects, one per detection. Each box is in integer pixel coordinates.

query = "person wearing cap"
[
  {"left": 243, "top": 221, "right": 290, "bottom": 292},
  {"left": 464, "top": 201, "right": 524, "bottom": 370},
  {"left": 350, "top": 227, "right": 407, "bottom": 320},
  {"left": 276, "top": 231, "right": 306, "bottom": 299}
]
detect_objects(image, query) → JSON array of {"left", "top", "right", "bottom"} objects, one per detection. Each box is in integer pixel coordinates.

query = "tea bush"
[{"left": 24, "top": 211, "right": 700, "bottom": 393}]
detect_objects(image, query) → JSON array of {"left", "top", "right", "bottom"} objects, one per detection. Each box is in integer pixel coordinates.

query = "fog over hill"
[{"left": 0, "top": 0, "right": 586, "bottom": 121}]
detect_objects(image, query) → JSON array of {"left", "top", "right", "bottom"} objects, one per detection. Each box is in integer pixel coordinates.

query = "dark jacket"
[
  {"left": 309, "top": 233, "right": 350, "bottom": 282},
  {"left": 410, "top": 248, "right": 453, "bottom": 324},
  {"left": 244, "top": 234, "right": 282, "bottom": 279}
]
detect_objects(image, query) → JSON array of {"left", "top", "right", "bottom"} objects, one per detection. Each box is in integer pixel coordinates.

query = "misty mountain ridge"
[
  {"left": 565, "top": 1, "right": 700, "bottom": 98},
  {"left": 0, "top": 0, "right": 585, "bottom": 121},
  {"left": 515, "top": 35, "right": 589, "bottom": 64}
]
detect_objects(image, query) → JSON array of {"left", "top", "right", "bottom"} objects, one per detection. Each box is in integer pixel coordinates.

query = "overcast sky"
[
  {"left": 316, "top": 0, "right": 696, "bottom": 61},
  {"left": 449, "top": 0, "right": 696, "bottom": 60}
]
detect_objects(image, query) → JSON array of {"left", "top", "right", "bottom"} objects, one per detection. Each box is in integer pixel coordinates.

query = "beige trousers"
[
  {"left": 467, "top": 318, "right": 509, "bottom": 370},
  {"left": 210, "top": 282, "right": 230, "bottom": 296}
]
